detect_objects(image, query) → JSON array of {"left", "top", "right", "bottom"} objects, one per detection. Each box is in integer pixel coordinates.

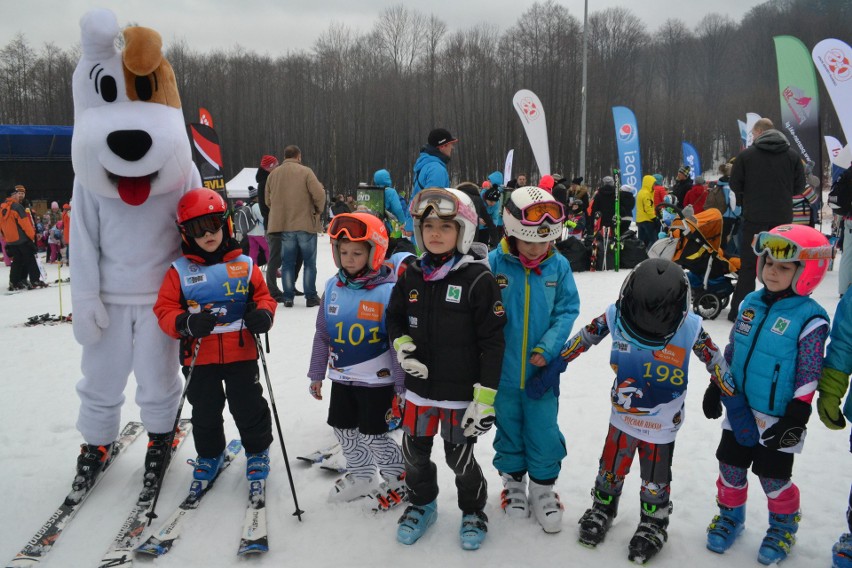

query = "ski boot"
[
  {"left": 460, "top": 510, "right": 488, "bottom": 550},
  {"left": 578, "top": 489, "right": 619, "bottom": 547},
  {"left": 500, "top": 473, "right": 529, "bottom": 518},
  {"left": 246, "top": 448, "right": 270, "bottom": 481},
  {"left": 706, "top": 503, "right": 745, "bottom": 553},
  {"left": 328, "top": 473, "right": 378, "bottom": 503},
  {"left": 68, "top": 442, "right": 114, "bottom": 502},
  {"left": 140, "top": 431, "right": 172, "bottom": 502},
  {"left": 397, "top": 500, "right": 438, "bottom": 545},
  {"left": 529, "top": 480, "right": 564, "bottom": 534},
  {"left": 369, "top": 472, "right": 409, "bottom": 511},
  {"left": 833, "top": 533, "right": 852, "bottom": 568},
  {"left": 187, "top": 452, "right": 225, "bottom": 500},
  {"left": 627, "top": 500, "right": 672, "bottom": 564},
  {"left": 757, "top": 511, "right": 800, "bottom": 565}
]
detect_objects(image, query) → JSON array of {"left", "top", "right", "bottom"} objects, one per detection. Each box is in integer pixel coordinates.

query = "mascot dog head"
[{"left": 72, "top": 9, "right": 194, "bottom": 206}]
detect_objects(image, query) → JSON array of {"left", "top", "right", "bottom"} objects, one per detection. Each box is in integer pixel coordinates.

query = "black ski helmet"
[{"left": 615, "top": 258, "right": 691, "bottom": 350}]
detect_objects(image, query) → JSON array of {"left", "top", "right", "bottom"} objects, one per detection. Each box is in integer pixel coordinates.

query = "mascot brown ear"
[{"left": 122, "top": 26, "right": 181, "bottom": 109}]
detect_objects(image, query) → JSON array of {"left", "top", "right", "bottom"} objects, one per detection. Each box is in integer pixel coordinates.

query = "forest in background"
[{"left": 1, "top": 0, "right": 850, "bottom": 193}]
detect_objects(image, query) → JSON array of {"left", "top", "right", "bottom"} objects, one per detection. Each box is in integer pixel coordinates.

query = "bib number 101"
[{"left": 333, "top": 322, "right": 382, "bottom": 345}]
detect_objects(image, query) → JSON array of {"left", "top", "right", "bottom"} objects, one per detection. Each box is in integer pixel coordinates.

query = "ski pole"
[
  {"left": 146, "top": 336, "right": 203, "bottom": 525},
  {"left": 57, "top": 262, "right": 63, "bottom": 318},
  {"left": 255, "top": 334, "right": 304, "bottom": 521},
  {"left": 613, "top": 168, "right": 621, "bottom": 272}
]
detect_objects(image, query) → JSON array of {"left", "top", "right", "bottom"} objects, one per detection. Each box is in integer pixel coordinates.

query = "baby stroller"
[{"left": 648, "top": 203, "right": 740, "bottom": 320}]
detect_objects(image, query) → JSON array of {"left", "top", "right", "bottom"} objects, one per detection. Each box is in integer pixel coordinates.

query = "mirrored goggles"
[
  {"left": 505, "top": 199, "right": 565, "bottom": 226},
  {"left": 180, "top": 214, "right": 225, "bottom": 239},
  {"left": 328, "top": 215, "right": 371, "bottom": 241},
  {"left": 752, "top": 232, "right": 832, "bottom": 262},
  {"left": 410, "top": 188, "right": 460, "bottom": 220}
]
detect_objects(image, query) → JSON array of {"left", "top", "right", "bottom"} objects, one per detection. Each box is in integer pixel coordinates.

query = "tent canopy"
[
  {"left": 225, "top": 167, "right": 258, "bottom": 199},
  {"left": 0, "top": 124, "right": 73, "bottom": 159}
]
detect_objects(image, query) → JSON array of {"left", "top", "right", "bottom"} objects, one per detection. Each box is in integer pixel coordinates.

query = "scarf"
[{"left": 421, "top": 251, "right": 460, "bottom": 282}]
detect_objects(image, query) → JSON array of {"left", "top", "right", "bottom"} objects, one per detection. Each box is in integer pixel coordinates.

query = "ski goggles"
[
  {"left": 752, "top": 232, "right": 832, "bottom": 262},
  {"left": 409, "top": 187, "right": 463, "bottom": 220},
  {"left": 180, "top": 213, "right": 226, "bottom": 239},
  {"left": 328, "top": 214, "right": 372, "bottom": 242},
  {"left": 504, "top": 199, "right": 565, "bottom": 226}
]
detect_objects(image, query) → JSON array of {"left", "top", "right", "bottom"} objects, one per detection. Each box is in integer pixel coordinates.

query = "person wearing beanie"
[
  {"left": 590, "top": 176, "right": 618, "bottom": 232},
  {"left": 538, "top": 175, "right": 555, "bottom": 194},
  {"left": 652, "top": 174, "right": 668, "bottom": 209},
  {"left": 411, "top": 128, "right": 457, "bottom": 205},
  {"left": 672, "top": 166, "right": 693, "bottom": 205},
  {"left": 551, "top": 174, "right": 568, "bottom": 206},
  {"left": 683, "top": 176, "right": 708, "bottom": 214},
  {"left": 1, "top": 185, "right": 45, "bottom": 289}
]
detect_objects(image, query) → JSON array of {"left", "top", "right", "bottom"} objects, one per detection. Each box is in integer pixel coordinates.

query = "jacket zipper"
[
  {"left": 520, "top": 268, "right": 531, "bottom": 389},
  {"left": 769, "top": 363, "right": 780, "bottom": 412},
  {"left": 740, "top": 305, "right": 772, "bottom": 396}
]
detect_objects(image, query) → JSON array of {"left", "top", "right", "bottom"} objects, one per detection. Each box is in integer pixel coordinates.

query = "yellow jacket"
[{"left": 636, "top": 175, "right": 657, "bottom": 223}]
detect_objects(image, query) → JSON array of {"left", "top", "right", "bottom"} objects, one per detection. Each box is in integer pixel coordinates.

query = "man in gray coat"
[
  {"left": 727, "top": 118, "right": 805, "bottom": 321},
  {"left": 265, "top": 145, "right": 326, "bottom": 307}
]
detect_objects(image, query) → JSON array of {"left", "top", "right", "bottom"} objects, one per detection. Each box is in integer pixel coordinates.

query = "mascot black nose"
[{"left": 107, "top": 130, "right": 152, "bottom": 162}]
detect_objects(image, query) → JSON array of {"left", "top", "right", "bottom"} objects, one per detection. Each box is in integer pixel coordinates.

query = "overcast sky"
[{"left": 5, "top": 0, "right": 767, "bottom": 55}]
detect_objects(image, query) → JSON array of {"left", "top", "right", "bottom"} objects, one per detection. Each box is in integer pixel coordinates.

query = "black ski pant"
[
  {"left": 7, "top": 240, "right": 41, "bottom": 285},
  {"left": 402, "top": 434, "right": 487, "bottom": 513},
  {"left": 185, "top": 360, "right": 272, "bottom": 457},
  {"left": 265, "top": 231, "right": 283, "bottom": 298},
  {"left": 729, "top": 219, "right": 777, "bottom": 317}
]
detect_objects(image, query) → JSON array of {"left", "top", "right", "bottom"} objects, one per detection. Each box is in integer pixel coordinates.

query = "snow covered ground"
[{"left": 0, "top": 238, "right": 849, "bottom": 568}]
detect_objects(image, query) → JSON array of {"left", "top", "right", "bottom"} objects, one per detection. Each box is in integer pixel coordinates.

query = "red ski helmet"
[{"left": 176, "top": 188, "right": 232, "bottom": 240}]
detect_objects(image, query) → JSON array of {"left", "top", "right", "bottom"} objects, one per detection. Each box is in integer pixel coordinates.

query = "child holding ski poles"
[
  {"left": 386, "top": 187, "right": 506, "bottom": 550},
  {"left": 154, "top": 188, "right": 276, "bottom": 488},
  {"left": 306, "top": 212, "right": 408, "bottom": 509},
  {"left": 818, "top": 292, "right": 852, "bottom": 568},
  {"left": 705, "top": 224, "right": 831, "bottom": 565},
  {"left": 487, "top": 186, "right": 580, "bottom": 533},
  {"left": 546, "top": 258, "right": 729, "bottom": 563}
]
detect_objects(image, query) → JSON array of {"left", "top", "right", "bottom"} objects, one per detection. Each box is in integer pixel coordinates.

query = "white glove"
[
  {"left": 72, "top": 297, "right": 110, "bottom": 346},
  {"left": 394, "top": 335, "right": 428, "bottom": 379},
  {"left": 461, "top": 384, "right": 497, "bottom": 437}
]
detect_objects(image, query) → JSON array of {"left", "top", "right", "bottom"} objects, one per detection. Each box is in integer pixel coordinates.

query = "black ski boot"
[
  {"left": 140, "top": 432, "right": 173, "bottom": 502},
  {"left": 627, "top": 500, "right": 672, "bottom": 564},
  {"left": 68, "top": 443, "right": 113, "bottom": 504},
  {"left": 578, "top": 489, "right": 620, "bottom": 547}
]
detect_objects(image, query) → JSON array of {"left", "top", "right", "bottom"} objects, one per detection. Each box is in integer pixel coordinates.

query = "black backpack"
[{"left": 828, "top": 168, "right": 852, "bottom": 216}]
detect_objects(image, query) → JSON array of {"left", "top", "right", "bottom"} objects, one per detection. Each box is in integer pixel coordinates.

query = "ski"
[
  {"left": 237, "top": 479, "right": 268, "bottom": 555},
  {"left": 96, "top": 419, "right": 193, "bottom": 568},
  {"left": 296, "top": 443, "right": 340, "bottom": 464},
  {"left": 134, "top": 439, "right": 243, "bottom": 558},
  {"left": 6, "top": 422, "right": 145, "bottom": 568},
  {"left": 319, "top": 463, "right": 347, "bottom": 474}
]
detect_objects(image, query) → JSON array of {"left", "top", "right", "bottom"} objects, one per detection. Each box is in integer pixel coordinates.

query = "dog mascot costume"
[{"left": 69, "top": 8, "right": 200, "bottom": 491}]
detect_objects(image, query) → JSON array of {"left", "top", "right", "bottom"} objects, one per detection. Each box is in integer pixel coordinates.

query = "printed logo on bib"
[
  {"left": 446, "top": 285, "right": 462, "bottom": 303},
  {"left": 330, "top": 291, "right": 338, "bottom": 303},
  {"left": 493, "top": 301, "right": 505, "bottom": 317},
  {"left": 741, "top": 308, "right": 756, "bottom": 323},
  {"left": 358, "top": 301, "right": 383, "bottom": 322},
  {"left": 184, "top": 273, "right": 207, "bottom": 286},
  {"left": 545, "top": 280, "right": 557, "bottom": 287},
  {"left": 226, "top": 261, "right": 249, "bottom": 279},
  {"left": 652, "top": 344, "right": 686, "bottom": 367},
  {"left": 408, "top": 290, "right": 419, "bottom": 303},
  {"left": 408, "top": 315, "right": 418, "bottom": 328},
  {"left": 771, "top": 317, "right": 790, "bottom": 335},
  {"left": 496, "top": 274, "right": 509, "bottom": 289},
  {"left": 613, "top": 340, "right": 632, "bottom": 353},
  {"left": 328, "top": 304, "right": 339, "bottom": 316},
  {"left": 735, "top": 321, "right": 752, "bottom": 336}
]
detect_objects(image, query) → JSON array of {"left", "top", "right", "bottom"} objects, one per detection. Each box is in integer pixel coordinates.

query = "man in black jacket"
[{"left": 727, "top": 118, "right": 805, "bottom": 320}]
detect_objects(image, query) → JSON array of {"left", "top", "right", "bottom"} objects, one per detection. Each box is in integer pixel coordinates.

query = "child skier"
[
  {"left": 154, "top": 188, "right": 276, "bottom": 489},
  {"left": 386, "top": 187, "right": 506, "bottom": 550},
  {"left": 705, "top": 224, "right": 831, "bottom": 565},
  {"left": 553, "top": 258, "right": 729, "bottom": 563},
  {"left": 817, "top": 292, "right": 852, "bottom": 568},
  {"left": 487, "top": 186, "right": 580, "bottom": 533},
  {"left": 306, "top": 212, "right": 407, "bottom": 509}
]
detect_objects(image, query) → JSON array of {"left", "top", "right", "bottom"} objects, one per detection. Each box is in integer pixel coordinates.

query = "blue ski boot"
[
  {"left": 246, "top": 448, "right": 270, "bottom": 481},
  {"left": 706, "top": 504, "right": 745, "bottom": 553},
  {"left": 758, "top": 511, "right": 800, "bottom": 565},
  {"left": 460, "top": 510, "right": 488, "bottom": 550},
  {"left": 833, "top": 533, "right": 852, "bottom": 568},
  {"left": 397, "top": 500, "right": 437, "bottom": 545},
  {"left": 189, "top": 453, "right": 224, "bottom": 483}
]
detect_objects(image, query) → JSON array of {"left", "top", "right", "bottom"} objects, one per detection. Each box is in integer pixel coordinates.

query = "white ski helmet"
[
  {"left": 410, "top": 187, "right": 478, "bottom": 254},
  {"left": 503, "top": 185, "right": 565, "bottom": 242}
]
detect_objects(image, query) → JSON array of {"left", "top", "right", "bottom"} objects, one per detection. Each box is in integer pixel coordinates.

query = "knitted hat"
[
  {"left": 248, "top": 186, "right": 258, "bottom": 198},
  {"left": 695, "top": 175, "right": 705, "bottom": 185},
  {"left": 571, "top": 176, "right": 583, "bottom": 185},
  {"left": 260, "top": 155, "right": 278, "bottom": 172},
  {"left": 235, "top": 200, "right": 244, "bottom": 207},
  {"left": 539, "top": 175, "right": 555, "bottom": 191},
  {"left": 653, "top": 174, "right": 663, "bottom": 184},
  {"left": 484, "top": 188, "right": 500, "bottom": 202},
  {"left": 428, "top": 128, "right": 457, "bottom": 147},
  {"left": 602, "top": 176, "right": 614, "bottom": 185},
  {"left": 678, "top": 165, "right": 691, "bottom": 177}
]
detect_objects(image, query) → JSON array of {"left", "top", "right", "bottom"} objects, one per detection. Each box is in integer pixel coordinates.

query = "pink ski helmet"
[{"left": 753, "top": 224, "right": 832, "bottom": 296}]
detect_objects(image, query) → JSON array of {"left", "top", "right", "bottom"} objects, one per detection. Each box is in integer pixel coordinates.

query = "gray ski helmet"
[{"left": 615, "top": 258, "right": 691, "bottom": 350}]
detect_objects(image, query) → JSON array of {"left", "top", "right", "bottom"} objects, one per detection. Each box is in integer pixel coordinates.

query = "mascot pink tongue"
[{"left": 117, "top": 175, "right": 152, "bottom": 206}]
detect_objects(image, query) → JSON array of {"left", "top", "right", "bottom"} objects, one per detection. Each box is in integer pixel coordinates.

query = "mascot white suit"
[{"left": 69, "top": 8, "right": 200, "bottom": 475}]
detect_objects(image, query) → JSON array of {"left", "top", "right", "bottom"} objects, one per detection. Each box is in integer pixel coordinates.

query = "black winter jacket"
[
  {"left": 386, "top": 244, "right": 505, "bottom": 402},
  {"left": 730, "top": 129, "right": 804, "bottom": 225}
]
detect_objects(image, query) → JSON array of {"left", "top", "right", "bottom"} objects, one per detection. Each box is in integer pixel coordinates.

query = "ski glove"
[
  {"left": 393, "top": 335, "right": 428, "bottom": 379},
  {"left": 71, "top": 297, "right": 110, "bottom": 346},
  {"left": 703, "top": 382, "right": 723, "bottom": 419},
  {"left": 761, "top": 399, "right": 811, "bottom": 450},
  {"left": 526, "top": 357, "right": 567, "bottom": 400},
  {"left": 720, "top": 391, "right": 759, "bottom": 447},
  {"left": 175, "top": 311, "right": 218, "bottom": 338},
  {"left": 244, "top": 309, "right": 273, "bottom": 334},
  {"left": 817, "top": 367, "right": 848, "bottom": 430},
  {"left": 461, "top": 384, "right": 497, "bottom": 437}
]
